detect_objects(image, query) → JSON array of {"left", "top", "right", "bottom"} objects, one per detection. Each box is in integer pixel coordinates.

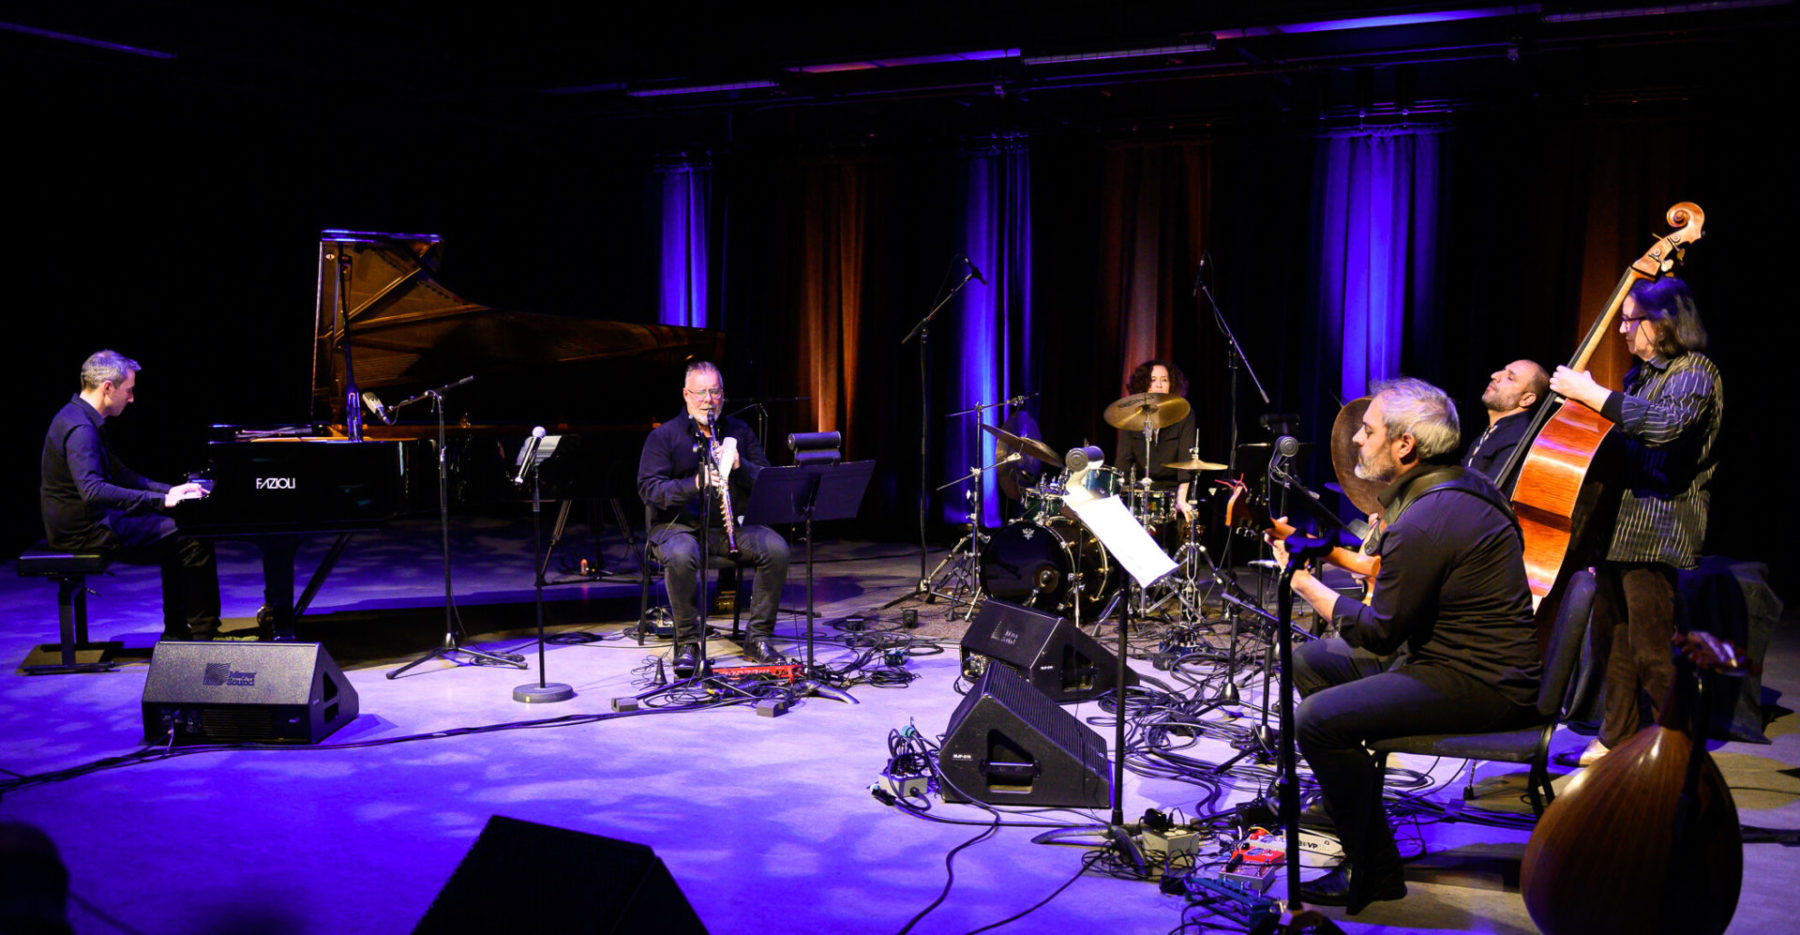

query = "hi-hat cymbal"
[
  {"left": 981, "top": 422, "right": 1064, "bottom": 471},
  {"left": 1103, "top": 392, "right": 1191, "bottom": 432},
  {"left": 1164, "top": 458, "right": 1228, "bottom": 471}
]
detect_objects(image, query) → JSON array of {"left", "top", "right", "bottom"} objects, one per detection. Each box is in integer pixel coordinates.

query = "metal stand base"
[{"left": 512, "top": 681, "right": 576, "bottom": 703}]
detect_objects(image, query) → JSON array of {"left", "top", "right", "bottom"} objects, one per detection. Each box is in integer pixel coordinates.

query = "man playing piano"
[
  {"left": 637, "top": 361, "right": 791, "bottom": 676},
  {"left": 40, "top": 350, "right": 221, "bottom": 641}
]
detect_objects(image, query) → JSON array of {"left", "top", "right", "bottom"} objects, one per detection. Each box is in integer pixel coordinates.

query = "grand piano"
[{"left": 178, "top": 230, "right": 724, "bottom": 637}]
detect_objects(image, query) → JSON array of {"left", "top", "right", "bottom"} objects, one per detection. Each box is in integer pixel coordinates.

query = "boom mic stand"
[
  {"left": 892, "top": 256, "right": 980, "bottom": 607},
  {"left": 388, "top": 376, "right": 527, "bottom": 679},
  {"left": 1194, "top": 256, "right": 1272, "bottom": 571}
]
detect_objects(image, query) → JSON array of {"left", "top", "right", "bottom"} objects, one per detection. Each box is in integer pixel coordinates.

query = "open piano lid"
[{"left": 311, "top": 230, "right": 724, "bottom": 426}]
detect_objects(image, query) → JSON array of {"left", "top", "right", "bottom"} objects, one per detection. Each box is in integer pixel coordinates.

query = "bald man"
[{"left": 1462, "top": 359, "right": 1549, "bottom": 492}]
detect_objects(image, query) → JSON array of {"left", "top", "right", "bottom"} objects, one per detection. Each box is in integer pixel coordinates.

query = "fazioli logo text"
[{"left": 255, "top": 477, "right": 297, "bottom": 490}]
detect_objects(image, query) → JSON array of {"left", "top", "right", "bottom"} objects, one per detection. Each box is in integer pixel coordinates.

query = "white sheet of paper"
[{"left": 1066, "top": 494, "right": 1177, "bottom": 589}]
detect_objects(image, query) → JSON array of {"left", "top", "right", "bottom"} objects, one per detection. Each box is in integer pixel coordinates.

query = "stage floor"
[{"left": 2, "top": 511, "right": 1795, "bottom": 934}]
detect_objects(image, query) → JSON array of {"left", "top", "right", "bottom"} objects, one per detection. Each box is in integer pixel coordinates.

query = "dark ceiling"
[{"left": 7, "top": 0, "right": 1795, "bottom": 149}]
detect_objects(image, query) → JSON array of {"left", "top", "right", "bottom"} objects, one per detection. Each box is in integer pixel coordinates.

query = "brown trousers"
[{"left": 1590, "top": 562, "right": 1680, "bottom": 748}]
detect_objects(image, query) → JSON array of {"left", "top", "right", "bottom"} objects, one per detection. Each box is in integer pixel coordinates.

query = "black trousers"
[
  {"left": 1590, "top": 562, "right": 1680, "bottom": 748},
  {"left": 1293, "top": 638, "right": 1534, "bottom": 864},
  {"left": 92, "top": 513, "right": 222, "bottom": 640},
  {"left": 650, "top": 522, "right": 789, "bottom": 646}
]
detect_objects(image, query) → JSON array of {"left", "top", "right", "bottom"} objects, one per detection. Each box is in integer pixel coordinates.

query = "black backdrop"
[{"left": 8, "top": 25, "right": 1796, "bottom": 600}]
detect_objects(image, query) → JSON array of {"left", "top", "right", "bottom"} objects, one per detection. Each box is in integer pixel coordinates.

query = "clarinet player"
[{"left": 638, "top": 361, "right": 791, "bottom": 676}]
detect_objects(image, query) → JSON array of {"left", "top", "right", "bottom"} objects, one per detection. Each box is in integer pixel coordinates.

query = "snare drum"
[{"left": 1131, "top": 487, "right": 1179, "bottom": 524}]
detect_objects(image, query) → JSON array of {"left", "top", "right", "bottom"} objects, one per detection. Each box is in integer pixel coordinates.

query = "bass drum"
[{"left": 980, "top": 519, "right": 1115, "bottom": 614}]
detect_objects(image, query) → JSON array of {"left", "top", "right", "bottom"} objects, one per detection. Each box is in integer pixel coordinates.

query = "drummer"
[{"left": 1113, "top": 359, "right": 1198, "bottom": 521}]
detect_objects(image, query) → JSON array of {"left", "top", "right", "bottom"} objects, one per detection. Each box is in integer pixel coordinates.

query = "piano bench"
[{"left": 15, "top": 544, "right": 116, "bottom": 674}]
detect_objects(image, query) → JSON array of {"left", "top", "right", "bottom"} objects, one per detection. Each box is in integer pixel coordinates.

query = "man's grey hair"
[
  {"left": 684, "top": 360, "right": 721, "bottom": 383},
  {"left": 80, "top": 350, "right": 139, "bottom": 391},
  {"left": 1372, "top": 376, "right": 1460, "bottom": 460}
]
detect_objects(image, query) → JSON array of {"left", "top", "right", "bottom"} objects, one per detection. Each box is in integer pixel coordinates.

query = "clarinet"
[{"left": 705, "top": 413, "right": 743, "bottom": 559}]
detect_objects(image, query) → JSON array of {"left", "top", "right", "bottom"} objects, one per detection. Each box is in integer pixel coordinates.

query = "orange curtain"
[
  {"left": 1098, "top": 142, "right": 1211, "bottom": 395},
  {"left": 797, "top": 160, "right": 867, "bottom": 436},
  {"left": 1572, "top": 120, "right": 1696, "bottom": 390}
]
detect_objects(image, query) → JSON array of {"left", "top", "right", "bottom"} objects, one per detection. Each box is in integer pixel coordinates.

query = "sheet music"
[{"left": 1066, "top": 494, "right": 1177, "bottom": 589}]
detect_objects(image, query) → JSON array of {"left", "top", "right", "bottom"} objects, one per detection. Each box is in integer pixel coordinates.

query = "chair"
[
  {"left": 1369, "top": 569, "right": 1597, "bottom": 816},
  {"left": 636, "top": 505, "right": 748, "bottom": 646},
  {"left": 16, "top": 542, "right": 119, "bottom": 674}
]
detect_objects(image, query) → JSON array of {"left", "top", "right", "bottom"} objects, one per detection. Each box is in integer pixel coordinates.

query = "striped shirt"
[{"left": 1600, "top": 351, "right": 1722, "bottom": 568}]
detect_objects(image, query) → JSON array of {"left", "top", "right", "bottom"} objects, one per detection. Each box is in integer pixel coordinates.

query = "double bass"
[{"left": 1494, "top": 202, "right": 1706, "bottom": 608}]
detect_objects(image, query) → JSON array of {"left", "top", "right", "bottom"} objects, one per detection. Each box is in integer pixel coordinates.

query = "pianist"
[
  {"left": 39, "top": 350, "right": 222, "bottom": 641},
  {"left": 637, "top": 361, "right": 791, "bottom": 676}
]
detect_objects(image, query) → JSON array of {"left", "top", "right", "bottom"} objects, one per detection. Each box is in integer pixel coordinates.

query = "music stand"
[
  {"left": 741, "top": 461, "right": 875, "bottom": 673},
  {"left": 513, "top": 433, "right": 575, "bottom": 704},
  {"left": 1063, "top": 491, "right": 1177, "bottom": 832}
]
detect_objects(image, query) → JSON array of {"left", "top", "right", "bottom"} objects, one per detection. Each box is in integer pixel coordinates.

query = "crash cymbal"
[
  {"left": 1331, "top": 397, "right": 1385, "bottom": 517},
  {"left": 981, "top": 421, "right": 1064, "bottom": 471},
  {"left": 1164, "top": 458, "right": 1228, "bottom": 472},
  {"left": 1103, "top": 392, "right": 1191, "bottom": 432},
  {"left": 993, "top": 410, "right": 1045, "bottom": 500}
]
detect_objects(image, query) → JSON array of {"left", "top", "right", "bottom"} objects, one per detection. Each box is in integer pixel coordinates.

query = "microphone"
[
  {"left": 1276, "top": 435, "right": 1301, "bottom": 458},
  {"left": 360, "top": 391, "right": 394, "bottom": 425},
  {"left": 512, "top": 426, "right": 546, "bottom": 486},
  {"left": 962, "top": 255, "right": 988, "bottom": 285},
  {"left": 1191, "top": 253, "right": 1209, "bottom": 298}
]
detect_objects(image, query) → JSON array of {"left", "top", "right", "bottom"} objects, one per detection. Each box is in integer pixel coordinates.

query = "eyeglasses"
[
  {"left": 1620, "top": 314, "right": 1647, "bottom": 329},
  {"left": 685, "top": 387, "right": 725, "bottom": 398}
]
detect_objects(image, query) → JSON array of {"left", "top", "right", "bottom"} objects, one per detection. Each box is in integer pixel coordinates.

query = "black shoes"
[
  {"left": 1298, "top": 796, "right": 1337, "bottom": 832},
  {"left": 742, "top": 637, "right": 788, "bottom": 665},
  {"left": 1297, "top": 861, "right": 1407, "bottom": 915},
  {"left": 672, "top": 643, "right": 701, "bottom": 678}
]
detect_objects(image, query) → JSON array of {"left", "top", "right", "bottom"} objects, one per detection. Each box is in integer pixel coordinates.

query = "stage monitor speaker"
[
  {"left": 940, "top": 661, "right": 1110, "bottom": 809},
  {"left": 414, "top": 815, "right": 708, "bottom": 934},
  {"left": 960, "top": 599, "right": 1139, "bottom": 702},
  {"left": 141, "top": 641, "right": 358, "bottom": 744}
]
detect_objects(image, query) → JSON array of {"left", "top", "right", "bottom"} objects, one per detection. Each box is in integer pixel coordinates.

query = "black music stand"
[
  {"left": 513, "top": 434, "right": 575, "bottom": 704},
  {"left": 741, "top": 461, "right": 875, "bottom": 673}
]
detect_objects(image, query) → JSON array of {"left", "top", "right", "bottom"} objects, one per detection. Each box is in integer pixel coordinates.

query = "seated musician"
[
  {"left": 1112, "top": 359, "right": 1197, "bottom": 522},
  {"left": 39, "top": 350, "right": 221, "bottom": 641},
  {"left": 637, "top": 361, "right": 791, "bottom": 676},
  {"left": 1270, "top": 377, "right": 1540, "bottom": 913},
  {"left": 1549, "top": 277, "right": 1721, "bottom": 767},
  {"left": 1461, "top": 358, "right": 1549, "bottom": 492}
]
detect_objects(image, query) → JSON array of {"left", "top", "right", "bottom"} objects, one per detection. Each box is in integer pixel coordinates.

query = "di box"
[
  {"left": 141, "top": 641, "right": 359, "bottom": 744},
  {"left": 961, "top": 599, "right": 1139, "bottom": 702},
  {"left": 940, "top": 661, "right": 1110, "bottom": 809},
  {"left": 414, "top": 815, "right": 708, "bottom": 934}
]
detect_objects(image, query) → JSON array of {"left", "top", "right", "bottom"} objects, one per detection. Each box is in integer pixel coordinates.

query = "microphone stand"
[
  {"left": 389, "top": 376, "right": 527, "bottom": 679},
  {"left": 892, "top": 261, "right": 979, "bottom": 606},
  {"left": 1195, "top": 263, "right": 1271, "bottom": 571},
  {"left": 513, "top": 439, "right": 574, "bottom": 703}
]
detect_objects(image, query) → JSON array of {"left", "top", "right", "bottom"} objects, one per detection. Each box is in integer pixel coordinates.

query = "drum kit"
[{"left": 943, "top": 390, "right": 1232, "bottom": 626}]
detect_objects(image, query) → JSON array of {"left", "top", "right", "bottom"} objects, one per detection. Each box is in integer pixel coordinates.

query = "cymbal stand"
[
  {"left": 925, "top": 449, "right": 1016, "bottom": 620},
  {"left": 917, "top": 395, "right": 1019, "bottom": 619},
  {"left": 389, "top": 377, "right": 527, "bottom": 679}
]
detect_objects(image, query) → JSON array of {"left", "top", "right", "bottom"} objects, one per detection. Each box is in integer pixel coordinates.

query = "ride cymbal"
[{"left": 1103, "top": 392, "right": 1191, "bottom": 432}]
